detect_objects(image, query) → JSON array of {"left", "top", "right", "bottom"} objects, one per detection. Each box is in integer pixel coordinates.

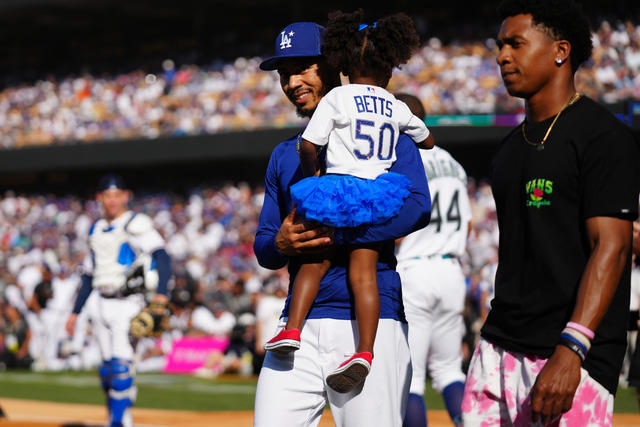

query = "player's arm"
[
  {"left": 66, "top": 273, "right": 93, "bottom": 336},
  {"left": 348, "top": 135, "right": 431, "bottom": 244},
  {"left": 127, "top": 214, "right": 171, "bottom": 300},
  {"left": 530, "top": 216, "right": 632, "bottom": 423},
  {"left": 399, "top": 103, "right": 434, "bottom": 150},
  {"left": 416, "top": 133, "right": 435, "bottom": 150},
  {"left": 299, "top": 139, "right": 322, "bottom": 177},
  {"left": 150, "top": 248, "right": 170, "bottom": 303},
  {"left": 299, "top": 96, "right": 335, "bottom": 178},
  {"left": 127, "top": 218, "right": 173, "bottom": 336},
  {"left": 571, "top": 217, "right": 632, "bottom": 329},
  {"left": 254, "top": 148, "right": 292, "bottom": 269},
  {"left": 254, "top": 146, "right": 332, "bottom": 269}
]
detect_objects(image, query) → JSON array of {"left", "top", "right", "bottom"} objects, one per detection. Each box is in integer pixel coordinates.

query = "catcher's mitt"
[{"left": 130, "top": 301, "right": 171, "bottom": 338}]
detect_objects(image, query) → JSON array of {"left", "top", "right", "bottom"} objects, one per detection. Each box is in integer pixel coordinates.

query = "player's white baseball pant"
[
  {"left": 254, "top": 318, "right": 412, "bottom": 427},
  {"left": 95, "top": 294, "right": 145, "bottom": 361},
  {"left": 398, "top": 257, "right": 467, "bottom": 394},
  {"left": 95, "top": 293, "right": 145, "bottom": 427},
  {"left": 25, "top": 311, "right": 45, "bottom": 366},
  {"left": 41, "top": 307, "right": 71, "bottom": 370}
]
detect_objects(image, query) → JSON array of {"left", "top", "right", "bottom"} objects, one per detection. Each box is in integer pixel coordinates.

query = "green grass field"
[{"left": 0, "top": 370, "right": 638, "bottom": 413}]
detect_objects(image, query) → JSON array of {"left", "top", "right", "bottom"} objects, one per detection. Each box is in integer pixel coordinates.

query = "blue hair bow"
[{"left": 358, "top": 22, "right": 377, "bottom": 31}]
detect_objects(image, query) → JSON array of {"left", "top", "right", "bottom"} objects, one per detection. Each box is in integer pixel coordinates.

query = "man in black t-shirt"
[{"left": 461, "top": 1, "right": 640, "bottom": 425}]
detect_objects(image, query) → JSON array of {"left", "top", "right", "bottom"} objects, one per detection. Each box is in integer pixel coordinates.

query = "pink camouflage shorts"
[{"left": 462, "top": 339, "right": 614, "bottom": 426}]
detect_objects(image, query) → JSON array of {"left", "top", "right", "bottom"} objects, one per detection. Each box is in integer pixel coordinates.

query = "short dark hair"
[
  {"left": 498, "top": 0, "right": 592, "bottom": 72},
  {"left": 394, "top": 93, "right": 426, "bottom": 120},
  {"left": 34, "top": 281, "right": 53, "bottom": 309}
]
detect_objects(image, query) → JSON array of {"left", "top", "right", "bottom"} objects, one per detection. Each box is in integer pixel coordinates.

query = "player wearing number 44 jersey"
[{"left": 395, "top": 93, "right": 471, "bottom": 427}]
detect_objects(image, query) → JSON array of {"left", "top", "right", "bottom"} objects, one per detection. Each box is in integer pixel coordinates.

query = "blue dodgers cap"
[
  {"left": 259, "top": 22, "right": 325, "bottom": 71},
  {"left": 97, "top": 174, "right": 127, "bottom": 191}
]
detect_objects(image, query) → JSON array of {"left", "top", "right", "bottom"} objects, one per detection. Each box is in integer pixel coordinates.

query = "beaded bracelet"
[
  {"left": 559, "top": 337, "right": 586, "bottom": 362},
  {"left": 566, "top": 321, "right": 595, "bottom": 340}
]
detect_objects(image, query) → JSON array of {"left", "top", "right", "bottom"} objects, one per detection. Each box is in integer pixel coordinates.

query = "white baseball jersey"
[
  {"left": 396, "top": 146, "right": 472, "bottom": 261},
  {"left": 396, "top": 145, "right": 471, "bottom": 400},
  {"left": 191, "top": 306, "right": 236, "bottom": 337},
  {"left": 255, "top": 294, "right": 287, "bottom": 347},
  {"left": 302, "top": 84, "right": 430, "bottom": 180},
  {"left": 86, "top": 211, "right": 164, "bottom": 295},
  {"left": 49, "top": 274, "right": 81, "bottom": 312}
]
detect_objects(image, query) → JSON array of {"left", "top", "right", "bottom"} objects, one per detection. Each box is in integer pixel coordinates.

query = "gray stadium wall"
[
  {"left": 0, "top": 126, "right": 515, "bottom": 172},
  {"left": 0, "top": 125, "right": 638, "bottom": 195}
]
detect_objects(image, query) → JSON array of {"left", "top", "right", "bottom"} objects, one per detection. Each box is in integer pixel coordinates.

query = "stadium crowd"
[
  {"left": 0, "top": 19, "right": 638, "bottom": 149},
  {"left": 0, "top": 179, "right": 499, "bottom": 376}
]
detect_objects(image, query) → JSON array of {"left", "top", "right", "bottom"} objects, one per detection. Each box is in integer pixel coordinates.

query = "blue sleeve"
[
  {"left": 151, "top": 248, "right": 171, "bottom": 296},
  {"left": 72, "top": 274, "right": 93, "bottom": 314},
  {"left": 348, "top": 135, "right": 431, "bottom": 244},
  {"left": 254, "top": 147, "right": 289, "bottom": 270}
]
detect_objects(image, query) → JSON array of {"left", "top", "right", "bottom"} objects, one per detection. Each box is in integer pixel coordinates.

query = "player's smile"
[
  {"left": 278, "top": 59, "right": 326, "bottom": 117},
  {"left": 284, "top": 79, "right": 321, "bottom": 114},
  {"left": 292, "top": 88, "right": 312, "bottom": 104}
]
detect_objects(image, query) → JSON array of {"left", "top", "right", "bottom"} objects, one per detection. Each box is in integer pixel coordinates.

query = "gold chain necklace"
[{"left": 521, "top": 92, "right": 581, "bottom": 151}]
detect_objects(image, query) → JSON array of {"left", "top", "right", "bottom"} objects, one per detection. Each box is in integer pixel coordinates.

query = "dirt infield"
[
  {"left": 0, "top": 398, "right": 441, "bottom": 427},
  {"left": 1, "top": 398, "right": 639, "bottom": 426}
]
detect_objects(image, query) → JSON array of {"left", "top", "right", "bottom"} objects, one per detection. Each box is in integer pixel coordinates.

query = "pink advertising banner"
[{"left": 163, "top": 336, "right": 230, "bottom": 373}]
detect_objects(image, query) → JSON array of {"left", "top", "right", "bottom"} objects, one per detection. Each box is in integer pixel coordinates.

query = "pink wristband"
[{"left": 566, "top": 321, "right": 595, "bottom": 340}]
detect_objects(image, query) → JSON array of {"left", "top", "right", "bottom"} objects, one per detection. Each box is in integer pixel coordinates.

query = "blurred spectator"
[
  {"left": 189, "top": 299, "right": 236, "bottom": 338},
  {"left": 217, "top": 312, "right": 257, "bottom": 377},
  {"left": 253, "top": 278, "right": 288, "bottom": 372},
  {"left": 216, "top": 278, "right": 252, "bottom": 317},
  {"left": 0, "top": 19, "right": 637, "bottom": 149},
  {"left": 0, "top": 176, "right": 504, "bottom": 374},
  {"left": 0, "top": 301, "right": 33, "bottom": 370},
  {"left": 39, "top": 260, "right": 81, "bottom": 371}
]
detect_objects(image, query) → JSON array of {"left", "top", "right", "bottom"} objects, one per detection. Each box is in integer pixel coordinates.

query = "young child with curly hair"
[{"left": 264, "top": 9, "right": 434, "bottom": 393}]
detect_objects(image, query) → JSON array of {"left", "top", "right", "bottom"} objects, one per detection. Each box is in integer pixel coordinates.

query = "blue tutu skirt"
[{"left": 290, "top": 172, "right": 411, "bottom": 228}]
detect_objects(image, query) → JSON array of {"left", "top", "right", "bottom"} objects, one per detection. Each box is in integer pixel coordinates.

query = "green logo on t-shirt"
[{"left": 525, "top": 178, "right": 553, "bottom": 208}]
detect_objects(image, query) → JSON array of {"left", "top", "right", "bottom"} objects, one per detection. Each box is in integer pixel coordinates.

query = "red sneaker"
[
  {"left": 326, "top": 352, "right": 373, "bottom": 393},
  {"left": 264, "top": 328, "right": 301, "bottom": 354}
]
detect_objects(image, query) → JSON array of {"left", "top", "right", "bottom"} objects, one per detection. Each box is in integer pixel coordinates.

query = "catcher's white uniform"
[
  {"left": 396, "top": 145, "right": 471, "bottom": 395},
  {"left": 84, "top": 210, "right": 165, "bottom": 427},
  {"left": 86, "top": 211, "right": 163, "bottom": 359}
]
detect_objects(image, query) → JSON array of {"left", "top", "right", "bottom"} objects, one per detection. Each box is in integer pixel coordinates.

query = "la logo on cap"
[{"left": 280, "top": 30, "right": 294, "bottom": 50}]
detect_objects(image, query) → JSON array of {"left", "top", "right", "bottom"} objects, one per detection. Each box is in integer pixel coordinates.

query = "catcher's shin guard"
[
  {"left": 99, "top": 360, "right": 111, "bottom": 394},
  {"left": 108, "top": 358, "right": 136, "bottom": 427}
]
